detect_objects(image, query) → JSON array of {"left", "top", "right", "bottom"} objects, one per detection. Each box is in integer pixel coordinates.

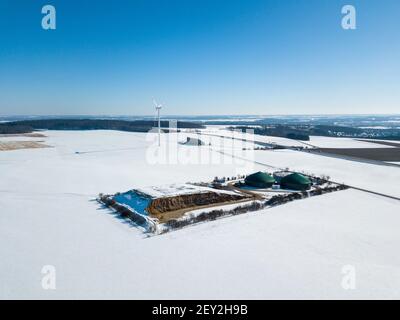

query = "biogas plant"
[{"left": 98, "top": 170, "right": 347, "bottom": 234}]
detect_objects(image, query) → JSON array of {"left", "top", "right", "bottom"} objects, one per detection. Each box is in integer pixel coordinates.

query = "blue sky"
[{"left": 0, "top": 0, "right": 399, "bottom": 115}]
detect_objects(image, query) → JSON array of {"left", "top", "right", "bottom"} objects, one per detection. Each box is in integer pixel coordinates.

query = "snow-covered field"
[
  {"left": 307, "top": 136, "right": 395, "bottom": 148},
  {"left": 1, "top": 130, "right": 400, "bottom": 299},
  {"left": 201, "top": 127, "right": 397, "bottom": 149},
  {"left": 201, "top": 127, "right": 305, "bottom": 147}
]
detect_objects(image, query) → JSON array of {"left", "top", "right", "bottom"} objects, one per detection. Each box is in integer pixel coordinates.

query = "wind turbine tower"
[{"left": 154, "top": 100, "right": 162, "bottom": 146}]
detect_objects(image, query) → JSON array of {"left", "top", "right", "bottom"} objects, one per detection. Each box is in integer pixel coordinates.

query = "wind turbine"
[{"left": 153, "top": 99, "right": 162, "bottom": 146}]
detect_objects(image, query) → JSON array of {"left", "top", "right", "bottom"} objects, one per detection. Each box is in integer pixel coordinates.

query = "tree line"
[{"left": 0, "top": 119, "right": 204, "bottom": 134}]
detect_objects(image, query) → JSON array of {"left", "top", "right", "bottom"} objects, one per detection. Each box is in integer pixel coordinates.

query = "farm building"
[
  {"left": 278, "top": 172, "right": 312, "bottom": 191},
  {"left": 245, "top": 171, "right": 275, "bottom": 188}
]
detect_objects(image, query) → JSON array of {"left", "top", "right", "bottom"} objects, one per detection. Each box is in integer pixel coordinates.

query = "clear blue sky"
[{"left": 0, "top": 0, "right": 399, "bottom": 115}]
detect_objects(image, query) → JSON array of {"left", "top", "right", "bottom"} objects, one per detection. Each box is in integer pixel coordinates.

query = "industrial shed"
[{"left": 245, "top": 171, "right": 275, "bottom": 188}]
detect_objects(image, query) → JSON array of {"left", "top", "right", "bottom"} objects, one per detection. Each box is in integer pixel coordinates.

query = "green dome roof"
[
  {"left": 280, "top": 173, "right": 311, "bottom": 190},
  {"left": 245, "top": 172, "right": 275, "bottom": 187}
]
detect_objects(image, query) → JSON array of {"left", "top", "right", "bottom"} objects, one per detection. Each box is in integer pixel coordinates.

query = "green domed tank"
[
  {"left": 245, "top": 171, "right": 275, "bottom": 188},
  {"left": 280, "top": 173, "right": 311, "bottom": 191}
]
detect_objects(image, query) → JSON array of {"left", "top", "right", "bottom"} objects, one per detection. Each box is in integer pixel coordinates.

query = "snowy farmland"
[
  {"left": 187, "top": 129, "right": 400, "bottom": 197},
  {"left": 1, "top": 130, "right": 400, "bottom": 299}
]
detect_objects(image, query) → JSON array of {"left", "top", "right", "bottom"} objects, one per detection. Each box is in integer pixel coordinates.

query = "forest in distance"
[
  {"left": 0, "top": 119, "right": 204, "bottom": 134},
  {"left": 1, "top": 115, "right": 400, "bottom": 141}
]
